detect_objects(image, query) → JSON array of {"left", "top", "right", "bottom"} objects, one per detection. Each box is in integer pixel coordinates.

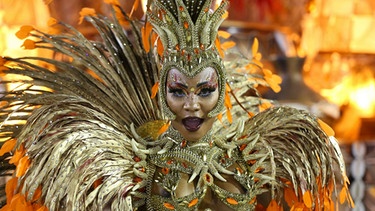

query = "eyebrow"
[
  {"left": 169, "top": 81, "right": 215, "bottom": 89},
  {"left": 197, "top": 81, "right": 208, "bottom": 87},
  {"left": 169, "top": 82, "right": 188, "bottom": 89}
]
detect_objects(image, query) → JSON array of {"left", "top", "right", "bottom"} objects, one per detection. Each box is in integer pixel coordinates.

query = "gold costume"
[{"left": 0, "top": 0, "right": 353, "bottom": 210}]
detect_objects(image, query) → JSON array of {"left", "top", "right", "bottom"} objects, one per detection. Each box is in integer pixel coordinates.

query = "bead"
[
  {"left": 133, "top": 177, "right": 142, "bottom": 182},
  {"left": 205, "top": 174, "right": 211, "bottom": 182},
  {"left": 226, "top": 197, "right": 239, "bottom": 205},
  {"left": 188, "top": 198, "right": 198, "bottom": 207},
  {"left": 247, "top": 160, "right": 256, "bottom": 165},
  {"left": 236, "top": 167, "right": 244, "bottom": 174},
  {"left": 181, "top": 140, "right": 187, "bottom": 148},
  {"left": 239, "top": 144, "right": 247, "bottom": 151},
  {"left": 133, "top": 156, "right": 141, "bottom": 162},
  {"left": 162, "top": 167, "right": 169, "bottom": 174},
  {"left": 164, "top": 202, "right": 175, "bottom": 210}
]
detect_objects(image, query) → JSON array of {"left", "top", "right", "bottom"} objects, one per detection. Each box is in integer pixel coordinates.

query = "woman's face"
[{"left": 166, "top": 67, "right": 219, "bottom": 141}]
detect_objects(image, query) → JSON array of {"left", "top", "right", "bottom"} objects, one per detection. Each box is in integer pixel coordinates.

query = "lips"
[{"left": 182, "top": 117, "right": 204, "bottom": 132}]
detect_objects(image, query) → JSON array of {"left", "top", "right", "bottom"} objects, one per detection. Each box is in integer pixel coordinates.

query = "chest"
[{"left": 145, "top": 147, "right": 258, "bottom": 210}]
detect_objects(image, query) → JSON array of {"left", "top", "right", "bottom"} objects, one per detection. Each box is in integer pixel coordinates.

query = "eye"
[
  {"left": 168, "top": 88, "right": 186, "bottom": 97},
  {"left": 198, "top": 87, "right": 216, "bottom": 97}
]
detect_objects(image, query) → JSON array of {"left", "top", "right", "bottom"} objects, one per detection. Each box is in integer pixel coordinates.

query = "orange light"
[{"left": 321, "top": 68, "right": 375, "bottom": 118}]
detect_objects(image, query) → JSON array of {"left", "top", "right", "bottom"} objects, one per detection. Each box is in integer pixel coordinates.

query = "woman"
[{"left": 0, "top": 0, "right": 353, "bottom": 210}]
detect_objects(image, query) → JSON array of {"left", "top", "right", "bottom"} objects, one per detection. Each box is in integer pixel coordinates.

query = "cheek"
[
  {"left": 166, "top": 93, "right": 181, "bottom": 114},
  {"left": 204, "top": 91, "right": 220, "bottom": 111}
]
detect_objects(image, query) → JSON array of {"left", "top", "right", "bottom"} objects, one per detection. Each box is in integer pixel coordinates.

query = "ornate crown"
[{"left": 147, "top": 0, "right": 229, "bottom": 119}]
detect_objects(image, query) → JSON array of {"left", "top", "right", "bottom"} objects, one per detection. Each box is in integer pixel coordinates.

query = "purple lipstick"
[{"left": 182, "top": 117, "right": 204, "bottom": 132}]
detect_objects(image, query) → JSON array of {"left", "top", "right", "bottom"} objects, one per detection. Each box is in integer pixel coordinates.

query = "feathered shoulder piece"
[
  {"left": 227, "top": 106, "right": 354, "bottom": 209},
  {"left": 0, "top": 2, "right": 161, "bottom": 209}
]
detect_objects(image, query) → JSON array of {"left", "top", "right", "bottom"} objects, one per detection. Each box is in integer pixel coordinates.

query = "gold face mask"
[{"left": 147, "top": 0, "right": 229, "bottom": 120}]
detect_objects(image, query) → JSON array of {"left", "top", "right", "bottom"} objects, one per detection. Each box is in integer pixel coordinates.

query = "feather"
[
  {"left": 0, "top": 3, "right": 160, "bottom": 209},
  {"left": 231, "top": 106, "right": 350, "bottom": 208}
]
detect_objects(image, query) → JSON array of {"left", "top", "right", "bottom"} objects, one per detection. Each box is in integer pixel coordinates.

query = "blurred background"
[{"left": 1, "top": 0, "right": 374, "bottom": 210}]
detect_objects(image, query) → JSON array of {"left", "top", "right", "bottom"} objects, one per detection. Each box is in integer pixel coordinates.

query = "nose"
[{"left": 183, "top": 93, "right": 200, "bottom": 112}]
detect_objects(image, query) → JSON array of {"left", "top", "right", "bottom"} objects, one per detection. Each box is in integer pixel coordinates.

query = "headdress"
[{"left": 147, "top": 0, "right": 229, "bottom": 119}]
